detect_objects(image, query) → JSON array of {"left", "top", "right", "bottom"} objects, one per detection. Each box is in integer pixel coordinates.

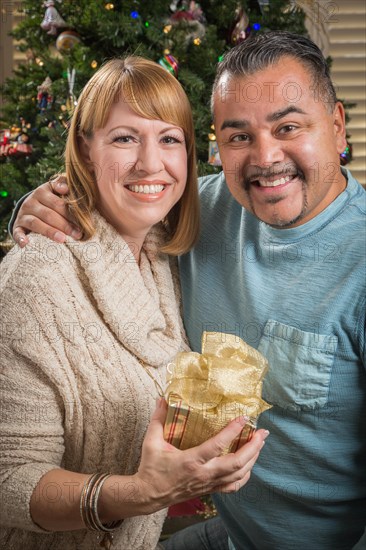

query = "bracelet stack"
[{"left": 80, "top": 473, "right": 123, "bottom": 549}]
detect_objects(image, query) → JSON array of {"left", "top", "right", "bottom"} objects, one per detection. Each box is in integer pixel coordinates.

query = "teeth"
[
  {"left": 128, "top": 184, "right": 165, "bottom": 194},
  {"left": 258, "top": 175, "right": 293, "bottom": 187}
]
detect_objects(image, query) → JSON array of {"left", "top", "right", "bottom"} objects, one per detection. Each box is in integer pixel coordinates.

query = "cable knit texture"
[{"left": 0, "top": 211, "right": 187, "bottom": 549}]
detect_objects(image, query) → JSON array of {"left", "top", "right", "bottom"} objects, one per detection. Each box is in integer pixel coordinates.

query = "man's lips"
[
  {"left": 245, "top": 168, "right": 302, "bottom": 190},
  {"left": 253, "top": 174, "right": 295, "bottom": 188}
]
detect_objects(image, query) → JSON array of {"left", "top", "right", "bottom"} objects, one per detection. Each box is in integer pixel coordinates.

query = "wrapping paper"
[{"left": 164, "top": 332, "right": 272, "bottom": 452}]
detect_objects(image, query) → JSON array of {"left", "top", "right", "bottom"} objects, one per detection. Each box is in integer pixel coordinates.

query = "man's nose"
[{"left": 250, "top": 134, "right": 285, "bottom": 168}]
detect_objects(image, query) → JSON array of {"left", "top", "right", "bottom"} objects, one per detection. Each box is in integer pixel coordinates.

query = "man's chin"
[{"left": 254, "top": 208, "right": 306, "bottom": 229}]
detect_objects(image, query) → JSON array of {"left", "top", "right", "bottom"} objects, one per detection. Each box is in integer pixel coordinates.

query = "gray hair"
[{"left": 211, "top": 31, "right": 337, "bottom": 113}]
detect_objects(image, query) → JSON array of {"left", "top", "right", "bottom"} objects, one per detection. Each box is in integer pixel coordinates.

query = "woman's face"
[{"left": 83, "top": 98, "right": 188, "bottom": 245}]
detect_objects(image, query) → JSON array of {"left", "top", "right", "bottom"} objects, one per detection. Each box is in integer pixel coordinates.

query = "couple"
[{"left": 2, "top": 31, "right": 366, "bottom": 550}]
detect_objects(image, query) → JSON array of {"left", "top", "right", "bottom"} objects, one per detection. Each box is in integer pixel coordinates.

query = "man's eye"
[
  {"left": 278, "top": 125, "right": 297, "bottom": 134},
  {"left": 231, "top": 134, "right": 250, "bottom": 143}
]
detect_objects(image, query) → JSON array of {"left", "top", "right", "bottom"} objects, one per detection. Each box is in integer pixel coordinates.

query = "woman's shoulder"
[{"left": 0, "top": 234, "right": 72, "bottom": 297}]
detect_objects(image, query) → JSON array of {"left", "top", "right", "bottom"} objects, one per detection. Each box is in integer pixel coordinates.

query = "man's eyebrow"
[
  {"left": 220, "top": 106, "right": 307, "bottom": 131},
  {"left": 267, "top": 106, "right": 307, "bottom": 122},
  {"left": 220, "top": 119, "right": 249, "bottom": 131}
]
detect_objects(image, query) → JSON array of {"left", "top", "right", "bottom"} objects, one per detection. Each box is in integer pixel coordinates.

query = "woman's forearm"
[{"left": 30, "top": 468, "right": 148, "bottom": 532}]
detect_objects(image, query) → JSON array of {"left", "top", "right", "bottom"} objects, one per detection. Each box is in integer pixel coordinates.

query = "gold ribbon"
[{"left": 164, "top": 332, "right": 272, "bottom": 451}]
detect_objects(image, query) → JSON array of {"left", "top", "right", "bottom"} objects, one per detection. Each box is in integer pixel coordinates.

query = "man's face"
[{"left": 213, "top": 57, "right": 347, "bottom": 228}]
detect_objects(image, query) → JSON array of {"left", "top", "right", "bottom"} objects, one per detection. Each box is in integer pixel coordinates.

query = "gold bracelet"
[{"left": 80, "top": 473, "right": 123, "bottom": 548}]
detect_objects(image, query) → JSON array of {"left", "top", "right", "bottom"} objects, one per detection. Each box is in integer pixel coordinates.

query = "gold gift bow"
[{"left": 164, "top": 332, "right": 272, "bottom": 450}]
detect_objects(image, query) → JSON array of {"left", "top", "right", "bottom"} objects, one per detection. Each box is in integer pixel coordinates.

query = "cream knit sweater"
[{"left": 0, "top": 211, "right": 187, "bottom": 549}]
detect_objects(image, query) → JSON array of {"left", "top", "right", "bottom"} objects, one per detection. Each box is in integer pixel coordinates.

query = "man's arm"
[{"left": 10, "top": 176, "right": 82, "bottom": 247}]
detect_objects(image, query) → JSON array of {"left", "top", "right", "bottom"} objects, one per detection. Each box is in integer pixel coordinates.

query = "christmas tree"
[{"left": 0, "top": 0, "right": 309, "bottom": 241}]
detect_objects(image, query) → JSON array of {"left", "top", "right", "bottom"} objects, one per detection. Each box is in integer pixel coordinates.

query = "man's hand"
[{"left": 13, "top": 175, "right": 83, "bottom": 247}]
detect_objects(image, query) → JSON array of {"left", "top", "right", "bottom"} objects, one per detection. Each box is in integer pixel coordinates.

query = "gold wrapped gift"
[{"left": 164, "top": 332, "right": 272, "bottom": 453}]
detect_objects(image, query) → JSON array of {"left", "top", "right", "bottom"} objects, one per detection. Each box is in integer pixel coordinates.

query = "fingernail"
[
  {"left": 54, "top": 231, "right": 66, "bottom": 243},
  {"left": 56, "top": 181, "right": 67, "bottom": 189},
  {"left": 263, "top": 430, "right": 270, "bottom": 439},
  {"left": 71, "top": 229, "right": 82, "bottom": 239}
]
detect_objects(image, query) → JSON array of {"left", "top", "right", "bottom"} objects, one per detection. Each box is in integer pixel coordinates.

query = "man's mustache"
[{"left": 243, "top": 163, "right": 304, "bottom": 186}]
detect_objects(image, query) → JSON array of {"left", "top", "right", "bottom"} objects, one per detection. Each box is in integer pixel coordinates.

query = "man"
[{"left": 10, "top": 32, "right": 366, "bottom": 549}]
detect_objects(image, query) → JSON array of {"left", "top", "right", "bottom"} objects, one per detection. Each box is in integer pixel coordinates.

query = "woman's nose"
[{"left": 135, "top": 140, "right": 165, "bottom": 174}]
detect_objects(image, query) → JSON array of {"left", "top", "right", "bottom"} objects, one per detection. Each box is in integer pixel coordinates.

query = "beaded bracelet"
[{"left": 80, "top": 473, "right": 123, "bottom": 549}]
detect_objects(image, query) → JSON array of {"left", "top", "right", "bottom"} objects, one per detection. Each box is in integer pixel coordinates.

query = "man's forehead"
[{"left": 213, "top": 60, "right": 316, "bottom": 115}]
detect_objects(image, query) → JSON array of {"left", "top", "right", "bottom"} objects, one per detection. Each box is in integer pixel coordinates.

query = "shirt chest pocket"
[{"left": 258, "top": 320, "right": 338, "bottom": 411}]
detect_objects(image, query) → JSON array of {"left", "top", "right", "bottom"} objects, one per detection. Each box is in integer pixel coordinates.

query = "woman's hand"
[
  {"left": 131, "top": 399, "right": 269, "bottom": 515},
  {"left": 12, "top": 175, "right": 82, "bottom": 247}
]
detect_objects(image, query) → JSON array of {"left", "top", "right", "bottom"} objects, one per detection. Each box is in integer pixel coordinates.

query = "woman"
[{"left": 0, "top": 57, "right": 268, "bottom": 550}]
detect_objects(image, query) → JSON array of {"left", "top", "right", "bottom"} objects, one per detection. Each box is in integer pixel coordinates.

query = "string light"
[
  {"left": 130, "top": 10, "right": 139, "bottom": 18},
  {"left": 0, "top": 191, "right": 9, "bottom": 198},
  {"left": 144, "top": 21, "right": 149, "bottom": 27},
  {"left": 104, "top": 2, "right": 114, "bottom": 9},
  {"left": 164, "top": 48, "right": 170, "bottom": 55},
  {"left": 193, "top": 37, "right": 201, "bottom": 46},
  {"left": 252, "top": 23, "right": 261, "bottom": 30},
  {"left": 164, "top": 25, "right": 172, "bottom": 33},
  {"left": 91, "top": 60, "right": 98, "bottom": 69}
]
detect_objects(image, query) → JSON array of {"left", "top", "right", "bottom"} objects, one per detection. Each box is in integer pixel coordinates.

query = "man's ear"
[{"left": 333, "top": 101, "right": 347, "bottom": 154}]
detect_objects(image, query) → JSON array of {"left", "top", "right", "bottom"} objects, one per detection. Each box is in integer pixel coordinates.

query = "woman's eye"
[
  {"left": 114, "top": 135, "right": 133, "bottom": 143},
  {"left": 161, "top": 135, "right": 182, "bottom": 144}
]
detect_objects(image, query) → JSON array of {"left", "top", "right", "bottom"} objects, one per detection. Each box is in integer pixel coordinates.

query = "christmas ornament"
[
  {"left": 41, "top": 0, "right": 67, "bottom": 36},
  {"left": 158, "top": 54, "right": 179, "bottom": 77},
  {"left": 37, "top": 76, "right": 53, "bottom": 112},
  {"left": 208, "top": 126, "right": 221, "bottom": 166},
  {"left": 65, "top": 68, "right": 77, "bottom": 114},
  {"left": 231, "top": 6, "right": 250, "bottom": 45},
  {"left": 340, "top": 142, "right": 352, "bottom": 165},
  {"left": 56, "top": 30, "right": 82, "bottom": 52},
  {"left": 0, "top": 123, "right": 33, "bottom": 158},
  {"left": 170, "top": 1, "right": 205, "bottom": 23},
  {"left": 168, "top": 1, "right": 206, "bottom": 45}
]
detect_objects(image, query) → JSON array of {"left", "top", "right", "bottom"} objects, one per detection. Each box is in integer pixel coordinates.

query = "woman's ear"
[{"left": 78, "top": 135, "right": 92, "bottom": 166}]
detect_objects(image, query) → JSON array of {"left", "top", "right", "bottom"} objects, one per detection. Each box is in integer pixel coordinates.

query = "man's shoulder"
[
  {"left": 198, "top": 172, "right": 228, "bottom": 199},
  {"left": 343, "top": 169, "right": 366, "bottom": 213}
]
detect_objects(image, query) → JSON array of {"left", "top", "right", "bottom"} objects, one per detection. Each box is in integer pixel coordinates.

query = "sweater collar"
[{"left": 65, "top": 211, "right": 183, "bottom": 367}]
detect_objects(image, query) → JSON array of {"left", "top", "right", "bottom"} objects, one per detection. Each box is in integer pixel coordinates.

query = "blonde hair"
[{"left": 65, "top": 56, "right": 199, "bottom": 255}]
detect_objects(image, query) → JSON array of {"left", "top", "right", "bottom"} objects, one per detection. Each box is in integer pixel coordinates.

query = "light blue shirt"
[{"left": 179, "top": 169, "right": 366, "bottom": 549}]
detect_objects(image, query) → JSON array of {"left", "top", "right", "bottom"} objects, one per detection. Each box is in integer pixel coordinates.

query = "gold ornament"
[{"left": 56, "top": 30, "right": 82, "bottom": 52}]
